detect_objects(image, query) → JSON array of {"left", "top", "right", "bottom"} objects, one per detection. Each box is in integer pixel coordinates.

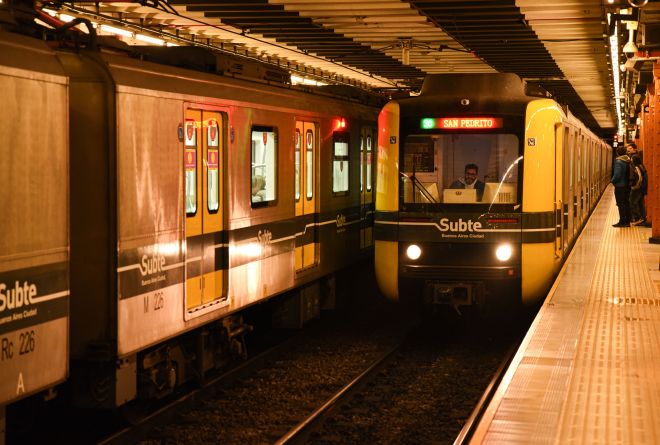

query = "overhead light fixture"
[
  {"left": 100, "top": 24, "right": 132, "bottom": 38},
  {"left": 58, "top": 13, "right": 75, "bottom": 22},
  {"left": 610, "top": 22, "right": 624, "bottom": 137},
  {"left": 135, "top": 33, "right": 164, "bottom": 45}
]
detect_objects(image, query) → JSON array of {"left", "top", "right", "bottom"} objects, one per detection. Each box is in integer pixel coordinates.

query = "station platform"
[{"left": 470, "top": 185, "right": 660, "bottom": 444}]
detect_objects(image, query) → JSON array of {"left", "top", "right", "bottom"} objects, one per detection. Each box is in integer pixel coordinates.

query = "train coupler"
[{"left": 424, "top": 282, "right": 482, "bottom": 314}]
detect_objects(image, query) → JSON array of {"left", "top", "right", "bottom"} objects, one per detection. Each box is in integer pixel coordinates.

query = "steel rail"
[
  {"left": 275, "top": 338, "right": 406, "bottom": 445},
  {"left": 452, "top": 342, "right": 520, "bottom": 445},
  {"left": 98, "top": 333, "right": 303, "bottom": 445}
]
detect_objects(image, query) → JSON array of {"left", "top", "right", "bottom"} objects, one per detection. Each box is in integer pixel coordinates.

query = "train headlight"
[
  {"left": 495, "top": 244, "right": 513, "bottom": 262},
  {"left": 406, "top": 244, "right": 422, "bottom": 260}
]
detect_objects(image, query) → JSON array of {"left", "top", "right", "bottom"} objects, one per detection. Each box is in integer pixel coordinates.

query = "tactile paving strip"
[
  {"left": 471, "top": 187, "right": 660, "bottom": 444},
  {"left": 556, "top": 200, "right": 660, "bottom": 444}
]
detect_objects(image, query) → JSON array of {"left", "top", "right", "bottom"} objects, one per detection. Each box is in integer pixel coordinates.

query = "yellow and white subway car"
[
  {"left": 375, "top": 73, "right": 611, "bottom": 312},
  {"left": 0, "top": 24, "right": 379, "bottom": 419}
]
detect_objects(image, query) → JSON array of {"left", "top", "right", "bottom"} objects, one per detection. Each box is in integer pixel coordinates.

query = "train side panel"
[
  {"left": 57, "top": 50, "right": 378, "bottom": 408},
  {"left": 116, "top": 87, "right": 186, "bottom": 356},
  {"left": 35, "top": 43, "right": 382, "bottom": 409},
  {"left": 374, "top": 101, "right": 400, "bottom": 301},
  {"left": 521, "top": 99, "right": 564, "bottom": 304},
  {"left": 110, "top": 86, "right": 373, "bottom": 356},
  {"left": 0, "top": 30, "right": 376, "bottom": 413},
  {"left": 225, "top": 105, "right": 297, "bottom": 309},
  {"left": 0, "top": 32, "right": 69, "bottom": 404},
  {"left": 112, "top": 90, "right": 297, "bottom": 356}
]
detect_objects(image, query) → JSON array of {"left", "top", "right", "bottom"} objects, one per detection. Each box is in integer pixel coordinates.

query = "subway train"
[
  {"left": 374, "top": 73, "right": 612, "bottom": 313},
  {"left": 0, "top": 21, "right": 379, "bottom": 422}
]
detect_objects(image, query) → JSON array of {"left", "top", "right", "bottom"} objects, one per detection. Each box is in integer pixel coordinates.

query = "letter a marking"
[{"left": 16, "top": 372, "right": 25, "bottom": 395}]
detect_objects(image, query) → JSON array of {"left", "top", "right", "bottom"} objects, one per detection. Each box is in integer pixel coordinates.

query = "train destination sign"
[{"left": 420, "top": 117, "right": 503, "bottom": 130}]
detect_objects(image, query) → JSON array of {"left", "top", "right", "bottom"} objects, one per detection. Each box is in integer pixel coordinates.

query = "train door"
[
  {"left": 592, "top": 142, "right": 597, "bottom": 206},
  {"left": 184, "top": 108, "right": 227, "bottom": 316},
  {"left": 583, "top": 138, "right": 588, "bottom": 220},
  {"left": 295, "top": 120, "right": 318, "bottom": 272},
  {"left": 583, "top": 137, "right": 589, "bottom": 221},
  {"left": 555, "top": 124, "right": 565, "bottom": 258},
  {"left": 585, "top": 140, "right": 590, "bottom": 209},
  {"left": 360, "top": 126, "right": 375, "bottom": 249},
  {"left": 587, "top": 140, "right": 593, "bottom": 209},
  {"left": 562, "top": 127, "right": 572, "bottom": 252},
  {"left": 593, "top": 142, "right": 597, "bottom": 205},
  {"left": 577, "top": 134, "right": 584, "bottom": 226},
  {"left": 569, "top": 130, "right": 578, "bottom": 240}
]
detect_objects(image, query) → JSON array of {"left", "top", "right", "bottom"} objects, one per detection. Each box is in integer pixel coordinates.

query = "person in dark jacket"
[
  {"left": 449, "top": 163, "right": 485, "bottom": 200},
  {"left": 611, "top": 145, "right": 632, "bottom": 227},
  {"left": 630, "top": 154, "right": 648, "bottom": 226}
]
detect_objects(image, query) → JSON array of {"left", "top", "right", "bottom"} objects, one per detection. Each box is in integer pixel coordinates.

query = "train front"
[{"left": 375, "top": 74, "right": 530, "bottom": 312}]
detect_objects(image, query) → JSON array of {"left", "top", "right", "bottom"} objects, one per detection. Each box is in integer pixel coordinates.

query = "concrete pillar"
[
  {"left": 645, "top": 86, "right": 654, "bottom": 223},
  {"left": 650, "top": 66, "right": 660, "bottom": 242},
  {"left": 642, "top": 94, "right": 651, "bottom": 223}
]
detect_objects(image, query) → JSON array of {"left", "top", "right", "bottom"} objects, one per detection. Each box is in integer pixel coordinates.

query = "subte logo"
[
  {"left": 139, "top": 254, "right": 166, "bottom": 276},
  {"left": 257, "top": 229, "right": 273, "bottom": 246},
  {"left": 437, "top": 218, "right": 482, "bottom": 232},
  {"left": 336, "top": 214, "right": 347, "bottom": 233},
  {"left": 0, "top": 282, "right": 36, "bottom": 312}
]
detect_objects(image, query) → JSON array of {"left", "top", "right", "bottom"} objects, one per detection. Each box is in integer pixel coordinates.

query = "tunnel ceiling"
[{"left": 50, "top": 0, "right": 656, "bottom": 141}]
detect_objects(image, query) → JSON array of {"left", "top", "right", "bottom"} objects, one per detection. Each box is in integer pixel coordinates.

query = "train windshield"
[{"left": 401, "top": 134, "right": 521, "bottom": 205}]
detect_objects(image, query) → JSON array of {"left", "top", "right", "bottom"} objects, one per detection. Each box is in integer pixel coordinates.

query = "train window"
[
  {"left": 360, "top": 135, "right": 364, "bottom": 193},
  {"left": 333, "top": 131, "right": 349, "bottom": 194},
  {"left": 295, "top": 128, "right": 301, "bottom": 202},
  {"left": 401, "top": 133, "right": 520, "bottom": 205},
  {"left": 251, "top": 126, "right": 277, "bottom": 205},
  {"left": 306, "top": 129, "right": 314, "bottom": 199},
  {"left": 207, "top": 118, "right": 220, "bottom": 213},
  {"left": 185, "top": 118, "right": 197, "bottom": 216},
  {"left": 366, "top": 134, "right": 373, "bottom": 192}
]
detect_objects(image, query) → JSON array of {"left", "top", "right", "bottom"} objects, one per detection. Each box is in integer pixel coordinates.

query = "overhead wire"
[{"left": 56, "top": 1, "right": 400, "bottom": 89}]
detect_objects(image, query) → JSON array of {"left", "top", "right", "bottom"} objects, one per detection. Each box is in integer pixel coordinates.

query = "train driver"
[{"left": 449, "top": 163, "right": 485, "bottom": 200}]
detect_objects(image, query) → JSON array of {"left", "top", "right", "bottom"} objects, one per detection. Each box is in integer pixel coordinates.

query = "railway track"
[
  {"left": 452, "top": 343, "right": 518, "bottom": 445},
  {"left": 104, "top": 309, "right": 529, "bottom": 445},
  {"left": 275, "top": 340, "right": 405, "bottom": 445},
  {"left": 100, "top": 333, "right": 305, "bottom": 445},
  {"left": 117, "top": 300, "right": 413, "bottom": 444},
  {"left": 11, "top": 297, "right": 529, "bottom": 444},
  {"left": 284, "top": 313, "right": 531, "bottom": 445}
]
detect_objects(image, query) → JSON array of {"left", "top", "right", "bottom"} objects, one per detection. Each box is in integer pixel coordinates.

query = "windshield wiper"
[
  {"left": 482, "top": 155, "right": 523, "bottom": 216},
  {"left": 401, "top": 158, "right": 438, "bottom": 204}
]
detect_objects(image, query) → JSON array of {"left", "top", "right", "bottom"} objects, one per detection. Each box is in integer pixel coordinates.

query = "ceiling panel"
[{"left": 50, "top": 0, "right": 633, "bottom": 138}]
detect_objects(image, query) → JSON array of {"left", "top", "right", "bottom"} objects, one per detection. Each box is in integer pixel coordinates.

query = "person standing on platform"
[
  {"left": 611, "top": 145, "right": 632, "bottom": 227},
  {"left": 626, "top": 141, "right": 638, "bottom": 158},
  {"left": 630, "top": 154, "right": 648, "bottom": 226}
]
